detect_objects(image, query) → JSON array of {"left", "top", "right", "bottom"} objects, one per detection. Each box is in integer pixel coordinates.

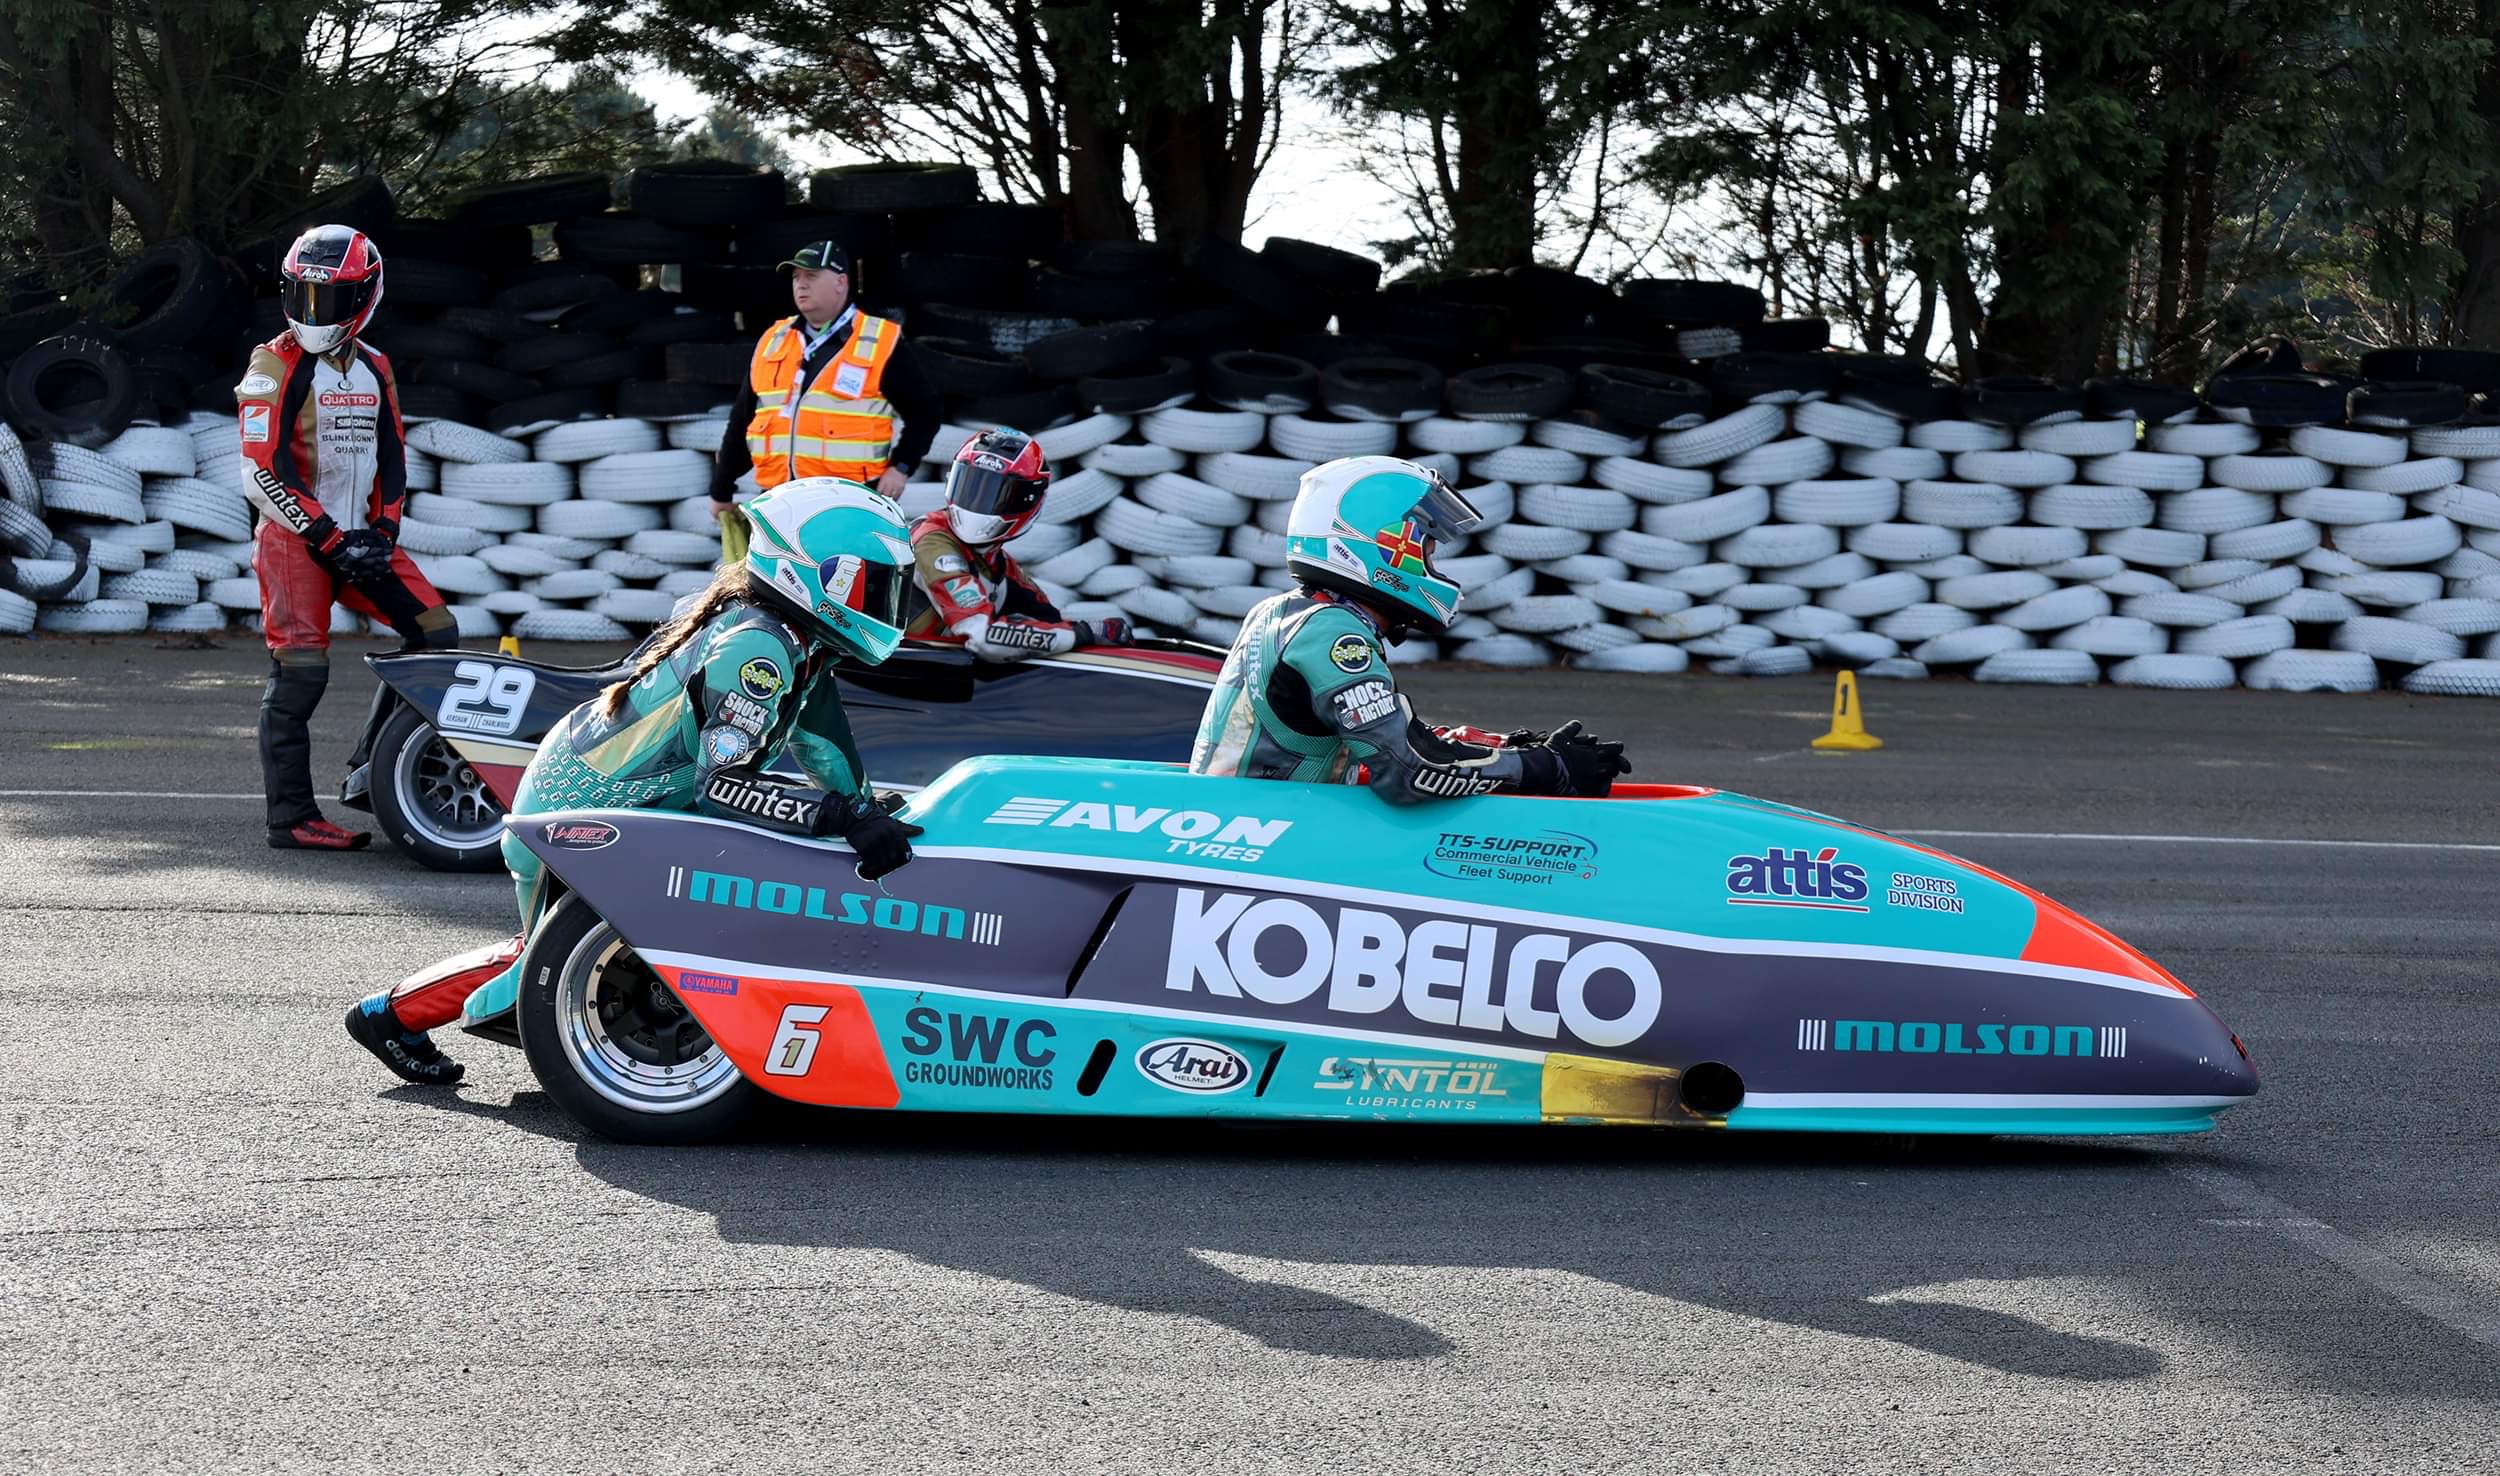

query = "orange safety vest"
[{"left": 744, "top": 312, "right": 902, "bottom": 488}]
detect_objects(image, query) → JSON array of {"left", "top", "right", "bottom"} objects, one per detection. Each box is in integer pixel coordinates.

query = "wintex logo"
[
  {"left": 1796, "top": 1018, "right": 2127, "bottom": 1058},
  {"left": 1164, "top": 888, "right": 1660, "bottom": 1049},
  {"left": 1726, "top": 847, "right": 1869, "bottom": 911},
  {"left": 663, "top": 866, "right": 1004, "bottom": 945},
  {"left": 984, "top": 796, "right": 1292, "bottom": 863}
]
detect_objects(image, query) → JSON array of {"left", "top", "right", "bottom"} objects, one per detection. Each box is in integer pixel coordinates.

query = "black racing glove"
[
  {"left": 1510, "top": 720, "right": 1631, "bottom": 797},
  {"left": 813, "top": 792, "right": 925, "bottom": 880},
  {"left": 1075, "top": 616, "right": 1133, "bottom": 647},
  {"left": 324, "top": 528, "right": 395, "bottom": 585}
]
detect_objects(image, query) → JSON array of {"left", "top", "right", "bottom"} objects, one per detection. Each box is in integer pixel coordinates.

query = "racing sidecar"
[
  {"left": 339, "top": 640, "right": 1222, "bottom": 870},
  {"left": 470, "top": 755, "right": 2259, "bottom": 1144}
]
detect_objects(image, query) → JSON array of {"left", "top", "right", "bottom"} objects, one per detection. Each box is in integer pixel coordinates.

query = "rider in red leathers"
[
  {"left": 241, "top": 224, "right": 457, "bottom": 850},
  {"left": 903, "top": 428, "right": 1132, "bottom": 658}
]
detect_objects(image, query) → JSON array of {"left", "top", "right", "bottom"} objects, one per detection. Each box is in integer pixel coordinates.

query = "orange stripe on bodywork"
[{"left": 1711, "top": 797, "right": 2192, "bottom": 996}]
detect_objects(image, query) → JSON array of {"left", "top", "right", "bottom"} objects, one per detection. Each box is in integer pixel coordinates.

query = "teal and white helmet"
[
  {"left": 742, "top": 477, "right": 914, "bottom": 664},
  {"left": 1284, "top": 455, "right": 1484, "bottom": 635}
]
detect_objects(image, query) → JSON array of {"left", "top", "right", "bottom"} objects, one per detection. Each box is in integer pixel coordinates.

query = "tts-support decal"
[{"left": 1425, "top": 828, "right": 1598, "bottom": 887}]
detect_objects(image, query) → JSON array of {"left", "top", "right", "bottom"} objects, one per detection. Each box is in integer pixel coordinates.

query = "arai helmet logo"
[{"left": 1135, "top": 1038, "right": 1250, "bottom": 1094}]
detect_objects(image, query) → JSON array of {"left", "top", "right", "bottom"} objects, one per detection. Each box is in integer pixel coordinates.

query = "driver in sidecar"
[
  {"left": 1191, "top": 455, "right": 1631, "bottom": 801},
  {"left": 903, "top": 428, "right": 1134, "bottom": 659},
  {"left": 344, "top": 478, "right": 926, "bottom": 1086}
]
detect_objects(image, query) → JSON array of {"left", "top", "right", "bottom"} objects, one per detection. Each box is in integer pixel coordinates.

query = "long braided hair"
[{"left": 597, "top": 561, "right": 755, "bottom": 718}]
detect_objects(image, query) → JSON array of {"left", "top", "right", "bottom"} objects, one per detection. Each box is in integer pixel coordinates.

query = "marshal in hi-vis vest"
[{"left": 744, "top": 313, "right": 901, "bottom": 488}]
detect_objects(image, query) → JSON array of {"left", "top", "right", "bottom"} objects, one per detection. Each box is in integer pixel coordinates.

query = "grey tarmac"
[{"left": 2, "top": 635, "right": 2494, "bottom": 1475}]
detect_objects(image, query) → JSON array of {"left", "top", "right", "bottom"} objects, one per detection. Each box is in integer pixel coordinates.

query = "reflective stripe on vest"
[{"left": 745, "top": 314, "right": 901, "bottom": 488}]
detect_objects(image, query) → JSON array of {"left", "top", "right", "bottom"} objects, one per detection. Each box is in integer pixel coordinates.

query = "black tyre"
[
  {"left": 1740, "top": 317, "right": 1831, "bottom": 353},
  {"left": 737, "top": 210, "right": 896, "bottom": 266},
  {"left": 2211, "top": 335, "right": 2304, "bottom": 380},
  {"left": 438, "top": 306, "right": 541, "bottom": 343},
  {"left": 99, "top": 240, "right": 229, "bottom": 350},
  {"left": 615, "top": 380, "right": 728, "bottom": 419},
  {"left": 902, "top": 202, "right": 1064, "bottom": 261},
  {"left": 1503, "top": 264, "right": 1610, "bottom": 323},
  {"left": 1203, "top": 350, "right": 1318, "bottom": 412},
  {"left": 252, "top": 175, "right": 398, "bottom": 244},
  {"left": 916, "top": 336, "right": 1033, "bottom": 397},
  {"left": 1619, "top": 277, "right": 1765, "bottom": 325},
  {"left": 517, "top": 894, "right": 766, "bottom": 1144},
  {"left": 625, "top": 310, "right": 741, "bottom": 347},
  {"left": 387, "top": 258, "right": 489, "bottom": 308},
  {"left": 395, "top": 383, "right": 477, "bottom": 423},
  {"left": 485, "top": 386, "right": 608, "bottom": 432},
  {"left": 371, "top": 703, "right": 508, "bottom": 872},
  {"left": 624, "top": 161, "right": 787, "bottom": 226},
  {"left": 1023, "top": 321, "right": 1157, "bottom": 382},
  {"left": 1053, "top": 240, "right": 1177, "bottom": 279},
  {"left": 452, "top": 171, "right": 615, "bottom": 227},
  {"left": 498, "top": 333, "right": 619, "bottom": 375},
  {"left": 556, "top": 291, "right": 684, "bottom": 337},
  {"left": 1186, "top": 240, "right": 1330, "bottom": 326},
  {"left": 809, "top": 162, "right": 979, "bottom": 212},
  {"left": 379, "top": 321, "right": 494, "bottom": 365},
  {"left": 1513, "top": 338, "right": 1687, "bottom": 375},
  {"left": 1319, "top": 356, "right": 1444, "bottom": 420},
  {"left": 1579, "top": 363, "right": 1711, "bottom": 427},
  {"left": 416, "top": 357, "right": 541, "bottom": 403},
  {"left": 385, "top": 219, "right": 533, "bottom": 270},
  {"left": 2358, "top": 347, "right": 2500, "bottom": 396},
  {"left": 540, "top": 346, "right": 654, "bottom": 390},
  {"left": 957, "top": 382, "right": 1075, "bottom": 429},
  {"left": 2202, "top": 372, "right": 2353, "bottom": 429},
  {"left": 6, "top": 334, "right": 137, "bottom": 446},
  {"left": 1338, "top": 294, "right": 1509, "bottom": 356},
  {"left": 2347, "top": 379, "right": 2469, "bottom": 429},
  {"left": 1260, "top": 237, "right": 1381, "bottom": 298},
  {"left": 1962, "top": 375, "right": 2085, "bottom": 427},
  {"left": 678, "top": 265, "right": 787, "bottom": 315},
  {"left": 2084, "top": 376, "right": 2200, "bottom": 424},
  {"left": 665, "top": 341, "right": 754, "bottom": 386},
  {"left": 1076, "top": 355, "right": 1195, "bottom": 413},
  {"left": 553, "top": 213, "right": 733, "bottom": 266},
  {"left": 893, "top": 251, "right": 1033, "bottom": 309},
  {"left": 490, "top": 273, "right": 622, "bottom": 314},
  {"left": 1447, "top": 361, "right": 1573, "bottom": 420},
  {"left": 1149, "top": 303, "right": 1264, "bottom": 358},
  {"left": 1031, "top": 267, "right": 1180, "bottom": 322},
  {"left": 1837, "top": 363, "right": 1959, "bottom": 421},
  {"left": 1711, "top": 351, "right": 1835, "bottom": 404}
]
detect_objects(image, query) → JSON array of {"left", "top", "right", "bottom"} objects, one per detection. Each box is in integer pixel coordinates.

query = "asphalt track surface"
[{"left": 4, "top": 634, "right": 2495, "bottom": 1474}]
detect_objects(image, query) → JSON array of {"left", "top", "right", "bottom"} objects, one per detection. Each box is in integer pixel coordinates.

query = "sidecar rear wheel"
[
  {"left": 373, "top": 705, "right": 508, "bottom": 872},
  {"left": 517, "top": 896, "right": 763, "bottom": 1144}
]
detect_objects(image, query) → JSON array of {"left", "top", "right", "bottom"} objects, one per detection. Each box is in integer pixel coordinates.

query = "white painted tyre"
[
  {"left": 1478, "top": 522, "right": 1589, "bottom": 562},
  {"left": 579, "top": 450, "right": 710, "bottom": 503},
  {"left": 1724, "top": 645, "right": 1813, "bottom": 677},
  {"left": 2330, "top": 615, "right": 2463, "bottom": 665},
  {"left": 1465, "top": 566, "right": 1538, "bottom": 612},
  {"left": 1095, "top": 496, "right": 1224, "bottom": 557},
  {"left": 41, "top": 478, "right": 143, "bottom": 524},
  {"left": 1537, "top": 553, "right": 1629, "bottom": 584},
  {"left": 1716, "top": 523, "right": 1838, "bottom": 569},
  {"left": 101, "top": 568, "right": 197, "bottom": 605},
  {"left": 1408, "top": 415, "right": 1524, "bottom": 454},
  {"left": 1793, "top": 399, "right": 1903, "bottom": 449},
  {"left": 2020, "top": 419, "right": 2138, "bottom": 457},
  {"left": 624, "top": 528, "right": 725, "bottom": 565},
  {"left": 1846, "top": 522, "right": 1961, "bottom": 562},
  {"left": 1640, "top": 486, "right": 1769, "bottom": 543},
  {"left": 1968, "top": 525, "right": 2088, "bottom": 567},
  {"left": 2241, "top": 649, "right": 2378, "bottom": 692},
  {"left": 1758, "top": 604, "right": 1857, "bottom": 640},
  {"left": 1840, "top": 446, "right": 1946, "bottom": 481},
  {"left": 2258, "top": 588, "right": 2361, "bottom": 624},
  {"left": 1974, "top": 648, "right": 2099, "bottom": 684},
  {"left": 409, "top": 492, "right": 533, "bottom": 534},
  {"left": 1821, "top": 572, "right": 1930, "bottom": 619},
  {"left": 2400, "top": 658, "right": 2500, "bottom": 696},
  {"left": 1773, "top": 478, "right": 1899, "bottom": 527},
  {"left": 1267, "top": 414, "right": 1396, "bottom": 461},
  {"left": 1996, "top": 583, "right": 2109, "bottom": 632},
  {"left": 2051, "top": 615, "right": 2168, "bottom": 657},
  {"left": 2175, "top": 614, "right": 2294, "bottom": 658},
  {"left": 533, "top": 420, "right": 661, "bottom": 463},
  {"left": 1818, "top": 630, "right": 1900, "bottom": 665},
  {"left": 1138, "top": 407, "right": 1267, "bottom": 453},
  {"left": 2338, "top": 515, "right": 2461, "bottom": 567},
  {"left": 1144, "top": 554, "right": 1255, "bottom": 590},
  {"left": 1571, "top": 643, "right": 1689, "bottom": 674},
  {"left": 2157, "top": 487, "right": 2276, "bottom": 534},
  {"left": 1196, "top": 452, "right": 1313, "bottom": 502},
  {"left": 1582, "top": 579, "right": 1693, "bottom": 618},
  {"left": 407, "top": 421, "right": 529, "bottom": 465},
  {"left": 1772, "top": 551, "right": 1876, "bottom": 591},
  {"left": 2415, "top": 485, "right": 2500, "bottom": 531},
  {"left": 1716, "top": 437, "right": 1832, "bottom": 487},
  {"left": 2342, "top": 456, "right": 2463, "bottom": 495},
  {"left": 1907, "top": 420, "right": 2012, "bottom": 453},
  {"left": 445, "top": 461, "right": 574, "bottom": 506},
  {"left": 2094, "top": 526, "right": 2207, "bottom": 567},
  {"left": 1518, "top": 482, "right": 1637, "bottom": 532},
  {"left": 1860, "top": 656, "right": 1931, "bottom": 679},
  {"left": 100, "top": 426, "right": 198, "bottom": 477},
  {"left": 1590, "top": 457, "right": 1711, "bottom": 504},
  {"left": 396, "top": 519, "right": 495, "bottom": 557},
  {"left": 513, "top": 608, "right": 633, "bottom": 642},
  {"left": 1720, "top": 582, "right": 1807, "bottom": 613},
  {"left": 1489, "top": 593, "right": 1601, "bottom": 634},
  {"left": 1902, "top": 480, "right": 2021, "bottom": 528},
  {"left": 37, "top": 598, "right": 148, "bottom": 633},
  {"left": 538, "top": 499, "right": 662, "bottom": 540},
  {"left": 2080, "top": 450, "right": 2202, "bottom": 491},
  {"left": 2149, "top": 421, "right": 2259, "bottom": 456},
  {"left": 2327, "top": 571, "right": 2443, "bottom": 609},
  {"left": 1598, "top": 530, "right": 1705, "bottom": 573},
  {"left": 2120, "top": 591, "right": 2240, "bottom": 628},
  {"left": 2399, "top": 597, "right": 2500, "bottom": 635},
  {"left": 2028, "top": 484, "right": 2153, "bottom": 530},
  {"left": 1039, "top": 466, "right": 1122, "bottom": 522},
  {"left": 2208, "top": 517, "right": 2320, "bottom": 561},
  {"left": 2109, "top": 654, "right": 2236, "bottom": 689},
  {"left": 479, "top": 543, "right": 567, "bottom": 578},
  {"left": 1084, "top": 441, "right": 1185, "bottom": 478},
  {"left": 1453, "top": 634, "right": 1550, "bottom": 667},
  {"left": 1654, "top": 563, "right": 1746, "bottom": 598},
  {"left": 1633, "top": 603, "right": 1736, "bottom": 641},
  {"left": 2210, "top": 452, "right": 2330, "bottom": 494},
  {"left": 2284, "top": 487, "right": 2406, "bottom": 526},
  {"left": 1937, "top": 569, "right": 2055, "bottom": 610},
  {"left": 1914, "top": 624, "right": 2032, "bottom": 665},
  {"left": 1136, "top": 471, "right": 1252, "bottom": 525},
  {"left": 2202, "top": 565, "right": 2303, "bottom": 605},
  {"left": 1652, "top": 406, "right": 1785, "bottom": 467},
  {"left": 1874, "top": 603, "right": 1978, "bottom": 642},
  {"left": 1035, "top": 412, "right": 1132, "bottom": 462},
  {"left": 2289, "top": 424, "right": 2407, "bottom": 468},
  {"left": 1954, "top": 450, "right": 2073, "bottom": 489},
  {"left": 1470, "top": 444, "right": 1588, "bottom": 485}
]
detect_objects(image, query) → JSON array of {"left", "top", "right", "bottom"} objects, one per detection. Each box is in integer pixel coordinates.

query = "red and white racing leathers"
[
  {"left": 236, "top": 330, "right": 448, "bottom": 655},
  {"left": 902, "top": 511, "right": 1081, "bottom": 659}
]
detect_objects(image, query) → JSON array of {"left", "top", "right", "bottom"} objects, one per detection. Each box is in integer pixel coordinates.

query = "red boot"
[{"left": 269, "top": 816, "right": 372, "bottom": 851}]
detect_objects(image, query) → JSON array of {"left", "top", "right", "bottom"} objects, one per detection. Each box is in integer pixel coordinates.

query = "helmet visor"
[
  {"left": 817, "top": 553, "right": 910, "bottom": 636},
  {"left": 283, "top": 275, "right": 377, "bottom": 329},
  {"left": 1410, "top": 479, "right": 1483, "bottom": 543},
  {"left": 947, "top": 459, "right": 1048, "bottom": 524}
]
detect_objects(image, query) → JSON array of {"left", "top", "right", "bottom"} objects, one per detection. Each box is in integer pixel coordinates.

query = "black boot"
[{"left": 259, "top": 657, "right": 329, "bottom": 833}]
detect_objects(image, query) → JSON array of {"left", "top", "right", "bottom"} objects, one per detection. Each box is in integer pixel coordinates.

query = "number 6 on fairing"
[
  {"left": 765, "top": 1004, "right": 832, "bottom": 1076},
  {"left": 436, "top": 660, "right": 537, "bottom": 736}
]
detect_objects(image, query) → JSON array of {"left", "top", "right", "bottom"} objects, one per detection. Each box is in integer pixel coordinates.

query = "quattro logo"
[
  {"left": 1726, "top": 847, "right": 1869, "bottom": 911},
  {"left": 984, "top": 796, "right": 1292, "bottom": 863},
  {"left": 901, "top": 1006, "right": 1055, "bottom": 1091},
  {"left": 664, "top": 865, "right": 1005, "bottom": 945},
  {"left": 1164, "top": 889, "right": 1661, "bottom": 1049},
  {"left": 1796, "top": 1018, "right": 2127, "bottom": 1058},
  {"left": 1135, "top": 1038, "right": 1251, "bottom": 1094}
]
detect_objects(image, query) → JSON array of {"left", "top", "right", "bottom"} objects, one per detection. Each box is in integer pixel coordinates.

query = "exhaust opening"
[{"left": 1678, "top": 1061, "right": 1745, "bottom": 1117}]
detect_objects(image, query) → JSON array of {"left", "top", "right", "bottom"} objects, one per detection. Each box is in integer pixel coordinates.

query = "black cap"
[{"left": 778, "top": 239, "right": 851, "bottom": 273}]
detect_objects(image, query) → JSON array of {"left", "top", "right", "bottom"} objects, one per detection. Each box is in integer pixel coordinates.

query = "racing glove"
[
  {"left": 320, "top": 528, "right": 396, "bottom": 585},
  {"left": 1074, "top": 616, "right": 1133, "bottom": 648},
  {"left": 813, "top": 791, "right": 925, "bottom": 880},
  {"left": 1509, "top": 720, "right": 1631, "bottom": 797}
]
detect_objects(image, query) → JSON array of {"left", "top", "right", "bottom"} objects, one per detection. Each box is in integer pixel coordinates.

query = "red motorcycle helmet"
[
  {"left": 943, "top": 428, "right": 1051, "bottom": 546},
  {"left": 280, "top": 224, "right": 384, "bottom": 354}
]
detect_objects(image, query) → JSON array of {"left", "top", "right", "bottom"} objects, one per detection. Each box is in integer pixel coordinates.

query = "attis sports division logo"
[
  {"left": 1725, "top": 847, "right": 1869, "bottom": 911},
  {"left": 541, "top": 820, "right": 618, "bottom": 851}
]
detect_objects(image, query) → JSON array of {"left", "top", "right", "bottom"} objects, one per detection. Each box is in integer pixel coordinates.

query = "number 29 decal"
[{"left": 435, "top": 660, "right": 537, "bottom": 736}]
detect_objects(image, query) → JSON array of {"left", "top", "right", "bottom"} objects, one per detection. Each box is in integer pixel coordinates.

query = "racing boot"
[
  {"left": 344, "top": 995, "right": 466, "bottom": 1086},
  {"left": 270, "top": 816, "right": 372, "bottom": 850}
]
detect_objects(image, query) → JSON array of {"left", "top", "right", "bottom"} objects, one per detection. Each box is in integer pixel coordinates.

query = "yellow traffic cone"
[
  {"left": 498, "top": 635, "right": 521, "bottom": 658},
  {"left": 1811, "top": 669, "right": 1883, "bottom": 751}
]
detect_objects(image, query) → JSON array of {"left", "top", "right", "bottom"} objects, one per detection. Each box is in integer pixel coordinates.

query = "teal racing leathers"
[{"left": 1189, "top": 588, "right": 1528, "bottom": 803}]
